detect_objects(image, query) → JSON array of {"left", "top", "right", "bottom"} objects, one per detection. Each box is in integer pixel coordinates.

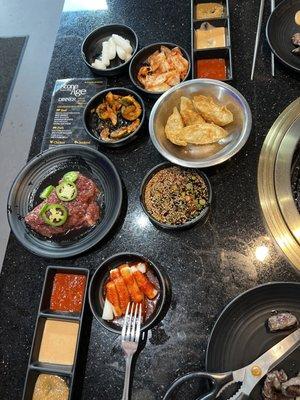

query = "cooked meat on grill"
[
  {"left": 25, "top": 174, "right": 100, "bottom": 238},
  {"left": 281, "top": 376, "right": 300, "bottom": 397},
  {"left": 262, "top": 371, "right": 300, "bottom": 400},
  {"left": 267, "top": 312, "right": 298, "bottom": 332}
]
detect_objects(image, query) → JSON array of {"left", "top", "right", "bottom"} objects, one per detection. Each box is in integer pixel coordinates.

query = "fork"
[{"left": 121, "top": 302, "right": 142, "bottom": 400}]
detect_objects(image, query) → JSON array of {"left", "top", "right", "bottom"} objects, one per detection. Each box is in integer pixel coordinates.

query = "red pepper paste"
[
  {"left": 50, "top": 273, "right": 86, "bottom": 312},
  {"left": 196, "top": 58, "right": 227, "bottom": 80}
]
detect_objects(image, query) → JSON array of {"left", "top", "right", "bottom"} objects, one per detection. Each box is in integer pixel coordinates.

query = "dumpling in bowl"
[
  {"left": 165, "top": 107, "right": 187, "bottom": 146},
  {"left": 193, "top": 95, "right": 233, "bottom": 126},
  {"left": 180, "top": 96, "right": 205, "bottom": 126}
]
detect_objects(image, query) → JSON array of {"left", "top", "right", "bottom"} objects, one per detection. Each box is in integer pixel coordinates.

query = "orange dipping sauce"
[
  {"left": 196, "top": 58, "right": 227, "bottom": 80},
  {"left": 50, "top": 273, "right": 86, "bottom": 312}
]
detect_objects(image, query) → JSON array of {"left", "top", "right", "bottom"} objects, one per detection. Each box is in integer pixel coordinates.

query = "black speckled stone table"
[{"left": 0, "top": 1, "right": 300, "bottom": 399}]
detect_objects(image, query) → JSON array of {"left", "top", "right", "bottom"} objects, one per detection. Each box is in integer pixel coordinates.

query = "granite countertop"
[{"left": 0, "top": 1, "right": 300, "bottom": 399}]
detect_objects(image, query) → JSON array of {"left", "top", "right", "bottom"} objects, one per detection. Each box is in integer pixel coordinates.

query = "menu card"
[{"left": 41, "top": 77, "right": 107, "bottom": 150}]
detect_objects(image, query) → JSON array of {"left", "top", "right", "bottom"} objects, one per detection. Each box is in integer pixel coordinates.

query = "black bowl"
[
  {"left": 83, "top": 87, "right": 145, "bottom": 147},
  {"left": 140, "top": 162, "right": 212, "bottom": 230},
  {"left": 129, "top": 42, "right": 191, "bottom": 97},
  {"left": 266, "top": 0, "right": 300, "bottom": 73},
  {"left": 81, "top": 24, "right": 138, "bottom": 76},
  {"left": 89, "top": 252, "right": 171, "bottom": 334},
  {"left": 7, "top": 145, "right": 123, "bottom": 258}
]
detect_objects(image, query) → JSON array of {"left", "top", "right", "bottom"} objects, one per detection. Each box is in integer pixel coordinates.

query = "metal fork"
[{"left": 121, "top": 302, "right": 142, "bottom": 400}]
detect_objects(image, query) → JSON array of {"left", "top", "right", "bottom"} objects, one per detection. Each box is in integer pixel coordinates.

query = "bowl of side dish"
[
  {"left": 89, "top": 253, "right": 171, "bottom": 334},
  {"left": 83, "top": 87, "right": 145, "bottom": 147},
  {"left": 129, "top": 42, "right": 191, "bottom": 97},
  {"left": 149, "top": 79, "right": 252, "bottom": 168},
  {"left": 140, "top": 162, "right": 212, "bottom": 230},
  {"left": 81, "top": 24, "right": 138, "bottom": 76}
]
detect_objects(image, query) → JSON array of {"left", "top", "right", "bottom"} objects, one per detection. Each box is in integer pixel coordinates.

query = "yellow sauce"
[
  {"left": 38, "top": 319, "right": 78, "bottom": 365},
  {"left": 196, "top": 3, "right": 224, "bottom": 19},
  {"left": 32, "top": 374, "right": 69, "bottom": 400}
]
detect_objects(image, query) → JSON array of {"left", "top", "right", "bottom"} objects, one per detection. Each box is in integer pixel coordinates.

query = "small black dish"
[
  {"left": 129, "top": 42, "right": 191, "bottom": 97},
  {"left": 89, "top": 252, "right": 171, "bottom": 334},
  {"left": 206, "top": 282, "right": 300, "bottom": 399},
  {"left": 81, "top": 24, "right": 138, "bottom": 76},
  {"left": 140, "top": 162, "right": 212, "bottom": 230},
  {"left": 7, "top": 145, "right": 123, "bottom": 258},
  {"left": 266, "top": 0, "right": 300, "bottom": 73},
  {"left": 83, "top": 87, "right": 145, "bottom": 148}
]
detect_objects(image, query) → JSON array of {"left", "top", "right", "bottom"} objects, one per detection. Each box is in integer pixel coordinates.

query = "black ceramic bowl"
[
  {"left": 89, "top": 252, "right": 171, "bottom": 334},
  {"left": 129, "top": 42, "right": 191, "bottom": 97},
  {"left": 140, "top": 162, "right": 212, "bottom": 230},
  {"left": 266, "top": 0, "right": 300, "bottom": 73},
  {"left": 81, "top": 24, "right": 138, "bottom": 76},
  {"left": 83, "top": 87, "right": 145, "bottom": 147},
  {"left": 7, "top": 145, "right": 123, "bottom": 258}
]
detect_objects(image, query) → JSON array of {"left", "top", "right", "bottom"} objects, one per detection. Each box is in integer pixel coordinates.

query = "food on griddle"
[
  {"left": 195, "top": 3, "right": 224, "bottom": 20},
  {"left": 193, "top": 95, "right": 234, "bottom": 126},
  {"left": 164, "top": 94, "right": 232, "bottom": 147},
  {"left": 292, "top": 33, "right": 300, "bottom": 56},
  {"left": 25, "top": 172, "right": 100, "bottom": 238},
  {"left": 196, "top": 58, "right": 227, "bottom": 80},
  {"left": 32, "top": 374, "right": 69, "bottom": 400},
  {"left": 267, "top": 312, "right": 298, "bottom": 332},
  {"left": 262, "top": 370, "right": 300, "bottom": 400},
  {"left": 195, "top": 22, "right": 226, "bottom": 50},
  {"left": 91, "top": 34, "right": 133, "bottom": 70},
  {"left": 144, "top": 166, "right": 208, "bottom": 225},
  {"left": 137, "top": 46, "right": 189, "bottom": 92},
  {"left": 102, "top": 261, "right": 159, "bottom": 322},
  {"left": 90, "top": 91, "right": 142, "bottom": 142}
]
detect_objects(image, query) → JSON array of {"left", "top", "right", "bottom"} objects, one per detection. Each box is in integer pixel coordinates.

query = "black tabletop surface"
[{"left": 1, "top": 1, "right": 300, "bottom": 399}]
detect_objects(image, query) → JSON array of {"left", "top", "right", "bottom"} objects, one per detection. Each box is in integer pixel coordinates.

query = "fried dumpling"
[
  {"left": 167, "top": 122, "right": 229, "bottom": 146},
  {"left": 193, "top": 95, "right": 234, "bottom": 126},
  {"left": 165, "top": 107, "right": 186, "bottom": 145},
  {"left": 180, "top": 96, "right": 205, "bottom": 126}
]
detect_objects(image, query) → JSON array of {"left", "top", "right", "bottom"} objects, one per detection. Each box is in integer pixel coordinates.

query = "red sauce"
[
  {"left": 50, "top": 273, "right": 86, "bottom": 313},
  {"left": 196, "top": 58, "right": 227, "bottom": 80}
]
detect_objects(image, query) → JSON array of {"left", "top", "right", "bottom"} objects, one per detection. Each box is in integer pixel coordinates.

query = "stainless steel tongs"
[{"left": 163, "top": 328, "right": 300, "bottom": 400}]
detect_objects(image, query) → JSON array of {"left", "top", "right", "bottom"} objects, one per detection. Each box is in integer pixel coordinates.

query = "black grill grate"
[{"left": 291, "top": 147, "right": 300, "bottom": 212}]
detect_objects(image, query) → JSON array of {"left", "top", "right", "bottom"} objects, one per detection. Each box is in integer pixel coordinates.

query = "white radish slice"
[
  {"left": 102, "top": 298, "right": 114, "bottom": 320},
  {"left": 91, "top": 59, "right": 107, "bottom": 69},
  {"left": 131, "top": 266, "right": 137, "bottom": 273},
  {"left": 136, "top": 263, "right": 147, "bottom": 273},
  {"left": 108, "top": 37, "right": 117, "bottom": 60},
  {"left": 112, "top": 34, "right": 132, "bottom": 54},
  {"left": 116, "top": 45, "right": 127, "bottom": 61},
  {"left": 124, "top": 50, "right": 132, "bottom": 62}
]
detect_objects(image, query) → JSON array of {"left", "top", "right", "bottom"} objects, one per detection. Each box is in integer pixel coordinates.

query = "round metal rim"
[
  {"left": 83, "top": 86, "right": 146, "bottom": 146},
  {"left": 205, "top": 281, "right": 300, "bottom": 369},
  {"left": 257, "top": 97, "right": 300, "bottom": 273},
  {"left": 88, "top": 252, "right": 168, "bottom": 334},
  {"left": 81, "top": 24, "right": 139, "bottom": 72},
  {"left": 7, "top": 145, "right": 123, "bottom": 258},
  {"left": 266, "top": 0, "right": 300, "bottom": 74},
  {"left": 128, "top": 42, "right": 191, "bottom": 96},
  {"left": 149, "top": 79, "right": 252, "bottom": 168}
]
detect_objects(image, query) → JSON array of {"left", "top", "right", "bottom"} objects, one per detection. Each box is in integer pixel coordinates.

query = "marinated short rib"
[
  {"left": 25, "top": 174, "right": 100, "bottom": 237},
  {"left": 268, "top": 312, "right": 298, "bottom": 332}
]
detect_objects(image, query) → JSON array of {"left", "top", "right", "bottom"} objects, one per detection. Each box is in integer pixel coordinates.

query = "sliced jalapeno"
[
  {"left": 39, "top": 204, "right": 68, "bottom": 227},
  {"left": 63, "top": 171, "right": 79, "bottom": 183},
  {"left": 39, "top": 185, "right": 54, "bottom": 200},
  {"left": 55, "top": 181, "right": 77, "bottom": 201}
]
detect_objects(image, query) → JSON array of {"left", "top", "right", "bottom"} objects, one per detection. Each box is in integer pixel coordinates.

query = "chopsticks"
[
  {"left": 251, "top": 0, "right": 265, "bottom": 80},
  {"left": 251, "top": 0, "right": 275, "bottom": 80}
]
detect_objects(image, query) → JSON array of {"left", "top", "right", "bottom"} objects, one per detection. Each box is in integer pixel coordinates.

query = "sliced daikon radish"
[
  {"left": 108, "top": 37, "right": 117, "bottom": 60},
  {"left": 116, "top": 45, "right": 127, "bottom": 61},
  {"left": 91, "top": 59, "right": 107, "bottom": 69},
  {"left": 136, "top": 263, "right": 146, "bottom": 273},
  {"left": 102, "top": 298, "right": 114, "bottom": 320},
  {"left": 112, "top": 34, "right": 132, "bottom": 54}
]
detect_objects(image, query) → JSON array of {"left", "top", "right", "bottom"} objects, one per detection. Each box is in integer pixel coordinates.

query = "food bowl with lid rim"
[{"left": 149, "top": 79, "right": 252, "bottom": 168}]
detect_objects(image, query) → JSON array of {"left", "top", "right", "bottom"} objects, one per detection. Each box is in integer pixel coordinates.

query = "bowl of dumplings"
[{"left": 149, "top": 79, "right": 252, "bottom": 168}]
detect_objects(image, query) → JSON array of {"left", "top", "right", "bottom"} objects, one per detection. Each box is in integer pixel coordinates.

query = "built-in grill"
[{"left": 291, "top": 148, "right": 300, "bottom": 212}]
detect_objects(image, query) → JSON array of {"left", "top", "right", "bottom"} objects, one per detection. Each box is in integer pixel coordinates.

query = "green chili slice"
[
  {"left": 40, "top": 204, "right": 68, "bottom": 227},
  {"left": 63, "top": 171, "right": 79, "bottom": 183},
  {"left": 55, "top": 181, "right": 77, "bottom": 201},
  {"left": 39, "top": 185, "right": 54, "bottom": 200}
]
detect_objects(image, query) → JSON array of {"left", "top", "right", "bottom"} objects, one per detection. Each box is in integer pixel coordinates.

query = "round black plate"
[
  {"left": 267, "top": 0, "right": 300, "bottom": 72},
  {"left": 206, "top": 282, "right": 300, "bottom": 399},
  {"left": 7, "top": 145, "right": 123, "bottom": 258},
  {"left": 89, "top": 252, "right": 171, "bottom": 334}
]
